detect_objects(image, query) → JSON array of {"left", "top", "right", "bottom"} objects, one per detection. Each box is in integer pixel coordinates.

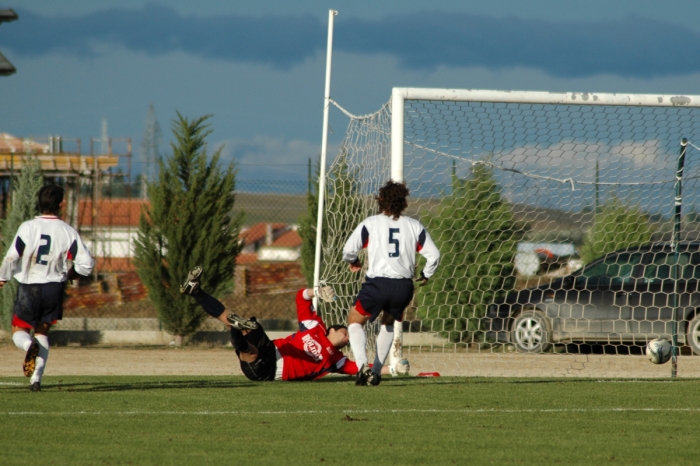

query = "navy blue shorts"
[
  {"left": 354, "top": 277, "right": 414, "bottom": 322},
  {"left": 13, "top": 282, "right": 66, "bottom": 328}
]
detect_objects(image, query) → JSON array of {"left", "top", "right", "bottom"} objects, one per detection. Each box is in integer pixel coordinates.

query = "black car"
[{"left": 486, "top": 242, "right": 700, "bottom": 354}]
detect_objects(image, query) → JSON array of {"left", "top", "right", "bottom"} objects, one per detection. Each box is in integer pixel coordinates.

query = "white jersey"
[
  {"left": 0, "top": 215, "right": 95, "bottom": 284},
  {"left": 343, "top": 214, "right": 440, "bottom": 279}
]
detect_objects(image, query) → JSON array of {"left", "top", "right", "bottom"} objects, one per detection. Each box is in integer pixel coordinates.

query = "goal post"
[{"left": 319, "top": 86, "right": 700, "bottom": 376}]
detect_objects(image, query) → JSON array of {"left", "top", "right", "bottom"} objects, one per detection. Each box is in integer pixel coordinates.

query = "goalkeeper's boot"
[
  {"left": 180, "top": 266, "right": 203, "bottom": 295},
  {"left": 23, "top": 337, "right": 40, "bottom": 378},
  {"left": 368, "top": 371, "right": 381, "bottom": 386},
  {"left": 29, "top": 382, "right": 41, "bottom": 392},
  {"left": 355, "top": 364, "right": 372, "bottom": 386},
  {"left": 227, "top": 312, "right": 259, "bottom": 331}
]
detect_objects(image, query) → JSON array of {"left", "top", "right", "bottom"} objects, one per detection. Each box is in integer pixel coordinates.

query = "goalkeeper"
[
  {"left": 342, "top": 180, "right": 440, "bottom": 386},
  {"left": 180, "top": 266, "right": 404, "bottom": 381}
]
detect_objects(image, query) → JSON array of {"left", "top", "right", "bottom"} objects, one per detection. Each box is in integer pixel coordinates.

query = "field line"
[{"left": 1, "top": 407, "right": 698, "bottom": 416}]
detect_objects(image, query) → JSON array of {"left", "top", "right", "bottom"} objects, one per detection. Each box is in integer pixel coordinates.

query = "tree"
[
  {"left": 580, "top": 197, "right": 652, "bottom": 264},
  {"left": 133, "top": 114, "right": 243, "bottom": 345},
  {"left": 298, "top": 157, "right": 320, "bottom": 287},
  {"left": 0, "top": 157, "right": 43, "bottom": 330},
  {"left": 416, "top": 163, "right": 523, "bottom": 343}
]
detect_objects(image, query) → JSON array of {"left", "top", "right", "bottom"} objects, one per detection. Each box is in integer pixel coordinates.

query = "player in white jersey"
[
  {"left": 0, "top": 185, "right": 95, "bottom": 391},
  {"left": 342, "top": 180, "right": 440, "bottom": 386}
]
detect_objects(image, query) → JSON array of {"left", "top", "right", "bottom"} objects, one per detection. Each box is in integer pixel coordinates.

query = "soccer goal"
[{"left": 317, "top": 87, "right": 700, "bottom": 376}]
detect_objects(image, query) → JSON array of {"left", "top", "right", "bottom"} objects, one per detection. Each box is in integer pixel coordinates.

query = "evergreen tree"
[
  {"left": 298, "top": 157, "right": 320, "bottom": 287},
  {"left": 133, "top": 114, "right": 243, "bottom": 345},
  {"left": 416, "top": 164, "right": 522, "bottom": 343},
  {"left": 0, "top": 157, "right": 43, "bottom": 330},
  {"left": 580, "top": 197, "right": 652, "bottom": 264}
]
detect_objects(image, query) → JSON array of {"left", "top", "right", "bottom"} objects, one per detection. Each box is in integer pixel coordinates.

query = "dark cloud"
[{"left": 3, "top": 5, "right": 699, "bottom": 78}]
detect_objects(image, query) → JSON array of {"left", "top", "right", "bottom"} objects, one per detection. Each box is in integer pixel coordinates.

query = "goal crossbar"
[{"left": 390, "top": 87, "right": 700, "bottom": 182}]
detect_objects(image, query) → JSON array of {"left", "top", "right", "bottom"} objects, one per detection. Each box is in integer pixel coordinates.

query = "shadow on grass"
[{"left": 0, "top": 379, "right": 263, "bottom": 393}]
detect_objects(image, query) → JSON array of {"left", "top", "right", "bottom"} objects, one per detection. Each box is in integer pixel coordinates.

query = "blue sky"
[{"left": 3, "top": 0, "right": 700, "bottom": 181}]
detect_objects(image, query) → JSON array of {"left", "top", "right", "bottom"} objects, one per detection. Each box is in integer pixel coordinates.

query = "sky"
[{"left": 3, "top": 0, "right": 700, "bottom": 182}]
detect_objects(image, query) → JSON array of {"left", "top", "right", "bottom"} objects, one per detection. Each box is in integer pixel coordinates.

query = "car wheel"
[
  {"left": 686, "top": 313, "right": 700, "bottom": 355},
  {"left": 510, "top": 310, "right": 552, "bottom": 353}
]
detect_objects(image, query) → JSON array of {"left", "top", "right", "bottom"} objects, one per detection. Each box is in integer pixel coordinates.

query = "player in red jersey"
[
  {"left": 0, "top": 185, "right": 95, "bottom": 391},
  {"left": 181, "top": 266, "right": 398, "bottom": 381}
]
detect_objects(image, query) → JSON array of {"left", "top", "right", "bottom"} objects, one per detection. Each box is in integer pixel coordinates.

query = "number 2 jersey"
[
  {"left": 0, "top": 215, "right": 95, "bottom": 284},
  {"left": 273, "top": 289, "right": 358, "bottom": 381},
  {"left": 342, "top": 214, "right": 440, "bottom": 279}
]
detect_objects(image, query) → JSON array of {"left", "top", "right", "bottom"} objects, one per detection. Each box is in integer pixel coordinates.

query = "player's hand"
[
  {"left": 415, "top": 271, "right": 429, "bottom": 287},
  {"left": 349, "top": 260, "right": 362, "bottom": 273},
  {"left": 0, "top": 281, "right": 5, "bottom": 289},
  {"left": 317, "top": 286, "right": 336, "bottom": 303}
]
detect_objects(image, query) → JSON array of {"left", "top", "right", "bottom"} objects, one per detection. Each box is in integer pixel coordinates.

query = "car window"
[
  {"left": 576, "top": 253, "right": 642, "bottom": 287},
  {"left": 642, "top": 252, "right": 693, "bottom": 281}
]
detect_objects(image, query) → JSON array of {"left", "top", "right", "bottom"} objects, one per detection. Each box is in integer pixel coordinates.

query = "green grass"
[{"left": 1, "top": 375, "right": 699, "bottom": 465}]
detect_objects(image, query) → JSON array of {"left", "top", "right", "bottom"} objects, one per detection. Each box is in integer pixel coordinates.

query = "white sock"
[
  {"left": 30, "top": 334, "right": 49, "bottom": 384},
  {"left": 348, "top": 323, "right": 367, "bottom": 368},
  {"left": 12, "top": 331, "right": 33, "bottom": 352},
  {"left": 373, "top": 324, "right": 394, "bottom": 375}
]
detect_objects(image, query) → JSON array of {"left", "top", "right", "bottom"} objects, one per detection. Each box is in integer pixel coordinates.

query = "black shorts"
[
  {"left": 13, "top": 282, "right": 66, "bottom": 328},
  {"left": 355, "top": 276, "right": 414, "bottom": 322},
  {"left": 237, "top": 318, "right": 277, "bottom": 382}
]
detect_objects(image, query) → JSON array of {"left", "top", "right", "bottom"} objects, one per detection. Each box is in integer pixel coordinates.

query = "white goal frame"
[{"left": 385, "top": 87, "right": 700, "bottom": 368}]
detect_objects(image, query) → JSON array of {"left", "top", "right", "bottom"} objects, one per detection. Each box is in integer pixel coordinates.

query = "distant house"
[
  {"left": 238, "top": 222, "right": 302, "bottom": 262},
  {"left": 77, "top": 199, "right": 146, "bottom": 272},
  {"left": 234, "top": 222, "right": 305, "bottom": 297},
  {"left": 0, "top": 133, "right": 50, "bottom": 153}
]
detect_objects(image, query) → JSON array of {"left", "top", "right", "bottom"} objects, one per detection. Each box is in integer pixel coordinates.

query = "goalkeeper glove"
[{"left": 316, "top": 286, "right": 336, "bottom": 303}]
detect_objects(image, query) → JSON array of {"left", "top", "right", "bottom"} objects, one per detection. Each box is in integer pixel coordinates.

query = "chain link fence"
[{"left": 55, "top": 179, "right": 311, "bottom": 335}]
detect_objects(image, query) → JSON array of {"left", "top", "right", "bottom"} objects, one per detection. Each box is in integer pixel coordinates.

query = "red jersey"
[{"left": 273, "top": 290, "right": 358, "bottom": 381}]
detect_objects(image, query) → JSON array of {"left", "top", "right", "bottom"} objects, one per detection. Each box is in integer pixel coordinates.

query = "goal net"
[{"left": 317, "top": 88, "right": 700, "bottom": 376}]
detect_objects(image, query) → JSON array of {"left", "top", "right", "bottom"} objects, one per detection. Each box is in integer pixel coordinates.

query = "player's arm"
[
  {"left": 342, "top": 223, "right": 368, "bottom": 272},
  {"left": 0, "top": 230, "right": 25, "bottom": 286},
  {"left": 416, "top": 227, "right": 440, "bottom": 285},
  {"left": 69, "top": 235, "right": 96, "bottom": 277},
  {"left": 296, "top": 288, "right": 325, "bottom": 330}
]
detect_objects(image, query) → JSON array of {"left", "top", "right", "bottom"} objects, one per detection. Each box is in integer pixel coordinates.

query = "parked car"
[{"left": 486, "top": 242, "right": 700, "bottom": 354}]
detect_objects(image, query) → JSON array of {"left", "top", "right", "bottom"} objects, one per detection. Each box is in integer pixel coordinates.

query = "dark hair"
[
  {"left": 38, "top": 184, "right": 64, "bottom": 215},
  {"left": 326, "top": 324, "right": 348, "bottom": 336},
  {"left": 376, "top": 180, "right": 409, "bottom": 220}
]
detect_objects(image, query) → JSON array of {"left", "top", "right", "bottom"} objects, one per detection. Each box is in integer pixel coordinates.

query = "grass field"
[{"left": 1, "top": 375, "right": 699, "bottom": 465}]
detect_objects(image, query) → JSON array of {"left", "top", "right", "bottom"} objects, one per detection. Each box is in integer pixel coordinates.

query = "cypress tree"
[
  {"left": 134, "top": 114, "right": 243, "bottom": 345},
  {"left": 416, "top": 164, "right": 522, "bottom": 343},
  {"left": 298, "top": 157, "right": 320, "bottom": 287},
  {"left": 0, "top": 157, "right": 43, "bottom": 330}
]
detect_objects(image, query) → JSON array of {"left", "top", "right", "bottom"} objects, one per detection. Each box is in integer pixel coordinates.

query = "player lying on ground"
[
  {"left": 0, "top": 185, "right": 95, "bottom": 392},
  {"left": 343, "top": 180, "right": 440, "bottom": 386},
  {"left": 180, "top": 266, "right": 408, "bottom": 381}
]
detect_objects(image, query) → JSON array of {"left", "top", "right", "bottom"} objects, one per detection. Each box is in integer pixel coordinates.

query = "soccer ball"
[
  {"left": 646, "top": 338, "right": 672, "bottom": 365},
  {"left": 390, "top": 358, "right": 410, "bottom": 376}
]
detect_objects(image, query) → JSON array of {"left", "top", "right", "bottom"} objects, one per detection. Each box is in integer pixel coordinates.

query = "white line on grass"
[{"left": 1, "top": 407, "right": 699, "bottom": 416}]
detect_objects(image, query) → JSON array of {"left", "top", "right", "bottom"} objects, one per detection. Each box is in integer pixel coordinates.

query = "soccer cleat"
[
  {"left": 23, "top": 338, "right": 40, "bottom": 377},
  {"left": 226, "top": 312, "right": 259, "bottom": 331},
  {"left": 355, "top": 364, "right": 372, "bottom": 386},
  {"left": 180, "top": 266, "right": 203, "bottom": 295},
  {"left": 368, "top": 371, "right": 381, "bottom": 386},
  {"left": 29, "top": 382, "right": 41, "bottom": 392}
]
